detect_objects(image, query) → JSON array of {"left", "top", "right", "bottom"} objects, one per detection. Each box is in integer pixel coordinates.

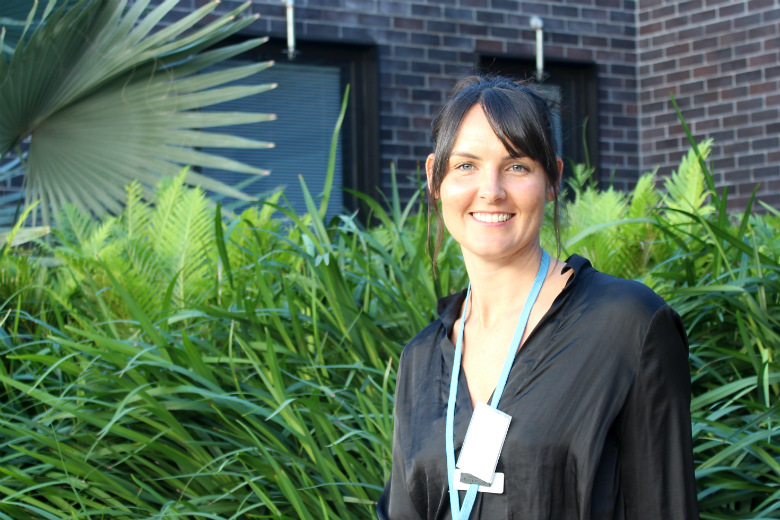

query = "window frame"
[{"left": 234, "top": 38, "right": 380, "bottom": 215}]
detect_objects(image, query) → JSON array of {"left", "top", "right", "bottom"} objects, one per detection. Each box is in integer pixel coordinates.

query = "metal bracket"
[{"left": 530, "top": 16, "right": 544, "bottom": 81}]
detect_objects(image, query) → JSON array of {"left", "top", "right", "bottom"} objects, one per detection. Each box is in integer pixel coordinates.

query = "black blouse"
[{"left": 377, "top": 255, "right": 699, "bottom": 519}]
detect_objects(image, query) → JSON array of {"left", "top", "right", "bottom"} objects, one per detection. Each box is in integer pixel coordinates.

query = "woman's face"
[{"left": 427, "top": 105, "right": 561, "bottom": 266}]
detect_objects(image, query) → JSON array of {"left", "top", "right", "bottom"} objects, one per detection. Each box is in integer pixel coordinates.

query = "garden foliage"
[{"left": 1, "top": 134, "right": 779, "bottom": 518}]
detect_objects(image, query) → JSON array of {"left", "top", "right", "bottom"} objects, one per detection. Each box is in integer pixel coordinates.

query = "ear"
[
  {"left": 425, "top": 154, "right": 437, "bottom": 198},
  {"left": 547, "top": 157, "right": 564, "bottom": 201}
]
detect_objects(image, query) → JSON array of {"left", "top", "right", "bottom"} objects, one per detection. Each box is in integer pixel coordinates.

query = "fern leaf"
[
  {"left": 54, "top": 204, "right": 96, "bottom": 249},
  {"left": 664, "top": 139, "right": 714, "bottom": 215},
  {"left": 121, "top": 181, "right": 151, "bottom": 243}
]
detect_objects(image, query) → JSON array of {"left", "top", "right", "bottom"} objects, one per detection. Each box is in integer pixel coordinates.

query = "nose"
[{"left": 478, "top": 169, "right": 506, "bottom": 202}]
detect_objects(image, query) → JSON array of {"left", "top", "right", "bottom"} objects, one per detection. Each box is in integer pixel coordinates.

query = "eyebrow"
[{"left": 450, "top": 151, "right": 528, "bottom": 160}]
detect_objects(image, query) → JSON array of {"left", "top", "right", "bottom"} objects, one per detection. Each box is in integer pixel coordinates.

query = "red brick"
[
  {"left": 665, "top": 15, "right": 690, "bottom": 30},
  {"left": 738, "top": 98, "right": 764, "bottom": 111},
  {"left": 751, "top": 108, "right": 780, "bottom": 123},
  {"left": 475, "top": 39, "right": 504, "bottom": 53},
  {"left": 724, "top": 141, "right": 751, "bottom": 154},
  {"left": 653, "top": 59, "right": 677, "bottom": 73},
  {"left": 679, "top": 26, "right": 705, "bottom": 40},
  {"left": 666, "top": 70, "right": 691, "bottom": 83},
  {"left": 710, "top": 129, "right": 734, "bottom": 140},
  {"left": 724, "top": 114, "right": 750, "bottom": 126},
  {"left": 709, "top": 102, "right": 735, "bottom": 116},
  {"left": 640, "top": 21, "right": 664, "bottom": 35},
  {"left": 734, "top": 13, "right": 763, "bottom": 28},
  {"left": 705, "top": 20, "right": 732, "bottom": 34},
  {"left": 713, "top": 157, "right": 736, "bottom": 170},
  {"left": 735, "top": 42, "right": 762, "bottom": 54},
  {"left": 750, "top": 53, "right": 779, "bottom": 67},
  {"left": 693, "top": 37, "right": 718, "bottom": 51},
  {"left": 666, "top": 43, "right": 691, "bottom": 56},
  {"left": 721, "top": 58, "right": 747, "bottom": 73},
  {"left": 566, "top": 47, "right": 595, "bottom": 60},
  {"left": 582, "top": 36, "right": 609, "bottom": 47},
  {"left": 719, "top": 30, "right": 748, "bottom": 45},
  {"left": 690, "top": 9, "right": 717, "bottom": 24},
  {"left": 750, "top": 82, "right": 779, "bottom": 95},
  {"left": 641, "top": 49, "right": 664, "bottom": 60},
  {"left": 721, "top": 86, "right": 749, "bottom": 99},
  {"left": 753, "top": 137, "right": 780, "bottom": 150},
  {"left": 652, "top": 32, "right": 677, "bottom": 46},
  {"left": 737, "top": 126, "right": 766, "bottom": 139},
  {"left": 738, "top": 154, "right": 765, "bottom": 167},
  {"left": 679, "top": 0, "right": 704, "bottom": 13},
  {"left": 651, "top": 5, "right": 675, "bottom": 19},
  {"left": 735, "top": 70, "right": 762, "bottom": 83},
  {"left": 719, "top": 3, "right": 746, "bottom": 17},
  {"left": 693, "top": 65, "right": 718, "bottom": 78},
  {"left": 394, "top": 17, "right": 424, "bottom": 30},
  {"left": 643, "top": 127, "right": 667, "bottom": 139},
  {"left": 706, "top": 48, "right": 733, "bottom": 61},
  {"left": 679, "top": 53, "right": 704, "bottom": 67},
  {"left": 680, "top": 80, "right": 705, "bottom": 94},
  {"left": 695, "top": 119, "right": 721, "bottom": 131},
  {"left": 694, "top": 92, "right": 720, "bottom": 104},
  {"left": 725, "top": 171, "right": 752, "bottom": 185}
]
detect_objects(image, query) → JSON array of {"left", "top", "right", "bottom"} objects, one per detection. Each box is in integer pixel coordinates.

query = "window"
[{"left": 202, "top": 39, "right": 379, "bottom": 222}]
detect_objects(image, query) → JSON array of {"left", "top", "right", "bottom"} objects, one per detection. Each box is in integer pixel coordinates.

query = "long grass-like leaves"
[{"left": 1, "top": 101, "right": 779, "bottom": 518}]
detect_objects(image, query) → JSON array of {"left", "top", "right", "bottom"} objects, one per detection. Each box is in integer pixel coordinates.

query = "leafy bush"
[{"left": 1, "top": 125, "right": 779, "bottom": 518}]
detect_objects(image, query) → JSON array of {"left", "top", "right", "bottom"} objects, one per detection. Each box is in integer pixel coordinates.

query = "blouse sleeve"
[
  {"left": 376, "top": 353, "right": 425, "bottom": 520},
  {"left": 376, "top": 423, "right": 425, "bottom": 520},
  {"left": 615, "top": 304, "right": 700, "bottom": 519}
]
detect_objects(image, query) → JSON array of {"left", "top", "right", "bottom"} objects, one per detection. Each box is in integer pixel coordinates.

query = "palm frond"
[{"left": 0, "top": 0, "right": 275, "bottom": 226}]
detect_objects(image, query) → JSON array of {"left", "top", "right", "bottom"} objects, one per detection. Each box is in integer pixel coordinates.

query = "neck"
[{"left": 463, "top": 245, "right": 547, "bottom": 329}]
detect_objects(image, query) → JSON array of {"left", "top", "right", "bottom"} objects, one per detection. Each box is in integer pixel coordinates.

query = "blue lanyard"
[{"left": 445, "top": 250, "right": 550, "bottom": 519}]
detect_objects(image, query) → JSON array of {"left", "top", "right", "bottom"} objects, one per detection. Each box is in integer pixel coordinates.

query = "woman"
[{"left": 377, "top": 75, "right": 699, "bottom": 519}]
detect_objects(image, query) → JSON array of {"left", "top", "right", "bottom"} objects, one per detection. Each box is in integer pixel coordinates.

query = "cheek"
[
  {"left": 438, "top": 180, "right": 470, "bottom": 214},
  {"left": 438, "top": 183, "right": 470, "bottom": 233}
]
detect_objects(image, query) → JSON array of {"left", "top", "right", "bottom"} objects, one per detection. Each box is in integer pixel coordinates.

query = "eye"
[
  {"left": 508, "top": 164, "right": 529, "bottom": 172},
  {"left": 455, "top": 162, "right": 475, "bottom": 171}
]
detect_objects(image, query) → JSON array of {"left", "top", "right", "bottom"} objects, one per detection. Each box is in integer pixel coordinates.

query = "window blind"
[{"left": 201, "top": 61, "right": 344, "bottom": 222}]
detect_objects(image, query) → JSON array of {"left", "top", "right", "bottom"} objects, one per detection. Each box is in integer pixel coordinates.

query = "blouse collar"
[{"left": 435, "top": 254, "right": 593, "bottom": 336}]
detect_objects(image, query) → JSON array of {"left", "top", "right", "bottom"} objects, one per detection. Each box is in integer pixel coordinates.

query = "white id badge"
[{"left": 455, "top": 401, "right": 511, "bottom": 489}]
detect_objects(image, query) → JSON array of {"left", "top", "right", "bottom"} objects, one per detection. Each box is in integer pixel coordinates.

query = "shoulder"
[
  {"left": 399, "top": 319, "right": 444, "bottom": 368},
  {"left": 565, "top": 254, "right": 667, "bottom": 323},
  {"left": 400, "top": 290, "right": 465, "bottom": 362},
  {"left": 396, "top": 289, "right": 466, "bottom": 394},
  {"left": 560, "top": 255, "right": 687, "bottom": 362}
]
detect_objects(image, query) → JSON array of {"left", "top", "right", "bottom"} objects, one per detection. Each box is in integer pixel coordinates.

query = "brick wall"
[
  {"left": 638, "top": 0, "right": 780, "bottom": 209},
  {"left": 184, "top": 0, "right": 641, "bottom": 198},
  {"left": 174, "top": 0, "right": 779, "bottom": 209}
]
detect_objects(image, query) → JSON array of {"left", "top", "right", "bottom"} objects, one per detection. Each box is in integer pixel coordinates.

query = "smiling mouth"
[{"left": 471, "top": 212, "right": 514, "bottom": 223}]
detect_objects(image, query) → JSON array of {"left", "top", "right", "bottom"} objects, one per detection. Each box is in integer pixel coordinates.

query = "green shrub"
[{"left": 1, "top": 121, "right": 779, "bottom": 518}]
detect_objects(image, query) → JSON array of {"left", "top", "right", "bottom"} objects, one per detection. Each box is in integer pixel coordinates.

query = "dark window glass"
[
  {"left": 202, "top": 61, "right": 344, "bottom": 221},
  {"left": 201, "top": 39, "right": 379, "bottom": 221}
]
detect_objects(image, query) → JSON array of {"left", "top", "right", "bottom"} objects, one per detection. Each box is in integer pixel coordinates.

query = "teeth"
[{"left": 472, "top": 212, "right": 511, "bottom": 223}]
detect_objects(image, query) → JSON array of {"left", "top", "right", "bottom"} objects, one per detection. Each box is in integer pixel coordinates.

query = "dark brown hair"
[{"left": 428, "top": 75, "right": 562, "bottom": 269}]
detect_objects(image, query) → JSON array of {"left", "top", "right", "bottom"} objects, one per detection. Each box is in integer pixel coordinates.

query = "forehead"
[
  {"left": 450, "top": 105, "right": 513, "bottom": 156},
  {"left": 453, "top": 106, "right": 497, "bottom": 143}
]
